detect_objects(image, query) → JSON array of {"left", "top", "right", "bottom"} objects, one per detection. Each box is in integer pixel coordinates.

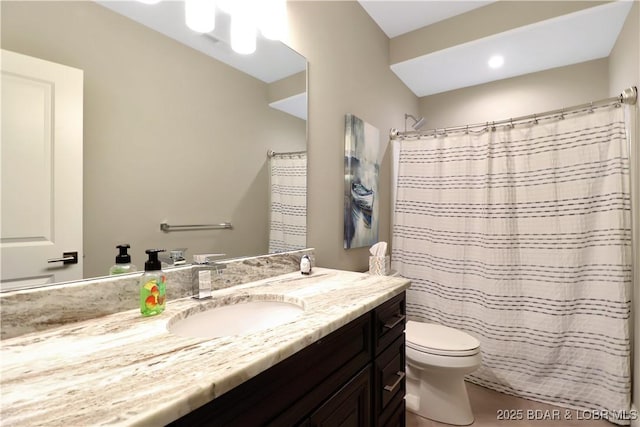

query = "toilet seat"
[{"left": 406, "top": 321, "right": 480, "bottom": 357}]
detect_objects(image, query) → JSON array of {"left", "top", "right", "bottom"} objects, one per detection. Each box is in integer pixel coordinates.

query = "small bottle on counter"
[
  {"left": 109, "top": 244, "right": 137, "bottom": 275},
  {"left": 300, "top": 255, "right": 312, "bottom": 275},
  {"left": 139, "top": 249, "right": 167, "bottom": 317}
]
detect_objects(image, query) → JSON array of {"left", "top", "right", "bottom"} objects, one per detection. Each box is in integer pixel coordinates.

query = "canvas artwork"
[{"left": 344, "top": 114, "right": 380, "bottom": 249}]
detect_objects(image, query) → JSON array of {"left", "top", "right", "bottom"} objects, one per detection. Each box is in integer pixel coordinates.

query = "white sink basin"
[{"left": 168, "top": 298, "right": 305, "bottom": 339}]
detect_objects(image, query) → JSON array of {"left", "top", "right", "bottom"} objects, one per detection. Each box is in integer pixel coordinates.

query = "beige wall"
[
  {"left": 418, "top": 58, "right": 610, "bottom": 128},
  {"left": 1, "top": 1, "right": 306, "bottom": 278},
  {"left": 268, "top": 71, "right": 306, "bottom": 104},
  {"left": 4, "top": 0, "right": 634, "bottom": 286},
  {"left": 609, "top": 1, "right": 640, "bottom": 418},
  {"left": 2, "top": 1, "right": 418, "bottom": 276},
  {"left": 609, "top": 1, "right": 639, "bottom": 97},
  {"left": 287, "top": 1, "right": 418, "bottom": 271}
]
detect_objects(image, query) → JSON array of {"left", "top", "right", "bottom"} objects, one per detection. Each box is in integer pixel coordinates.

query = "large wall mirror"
[{"left": 1, "top": 0, "right": 307, "bottom": 287}]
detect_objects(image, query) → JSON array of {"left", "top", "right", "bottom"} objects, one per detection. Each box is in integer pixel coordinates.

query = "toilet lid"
[{"left": 406, "top": 321, "right": 480, "bottom": 356}]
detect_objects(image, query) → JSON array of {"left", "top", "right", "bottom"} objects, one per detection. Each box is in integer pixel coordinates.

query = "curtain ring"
[
  {"left": 533, "top": 114, "right": 538, "bottom": 125},
  {"left": 589, "top": 102, "right": 594, "bottom": 113},
  {"left": 560, "top": 109, "right": 565, "bottom": 120},
  {"left": 465, "top": 125, "right": 469, "bottom": 134}
]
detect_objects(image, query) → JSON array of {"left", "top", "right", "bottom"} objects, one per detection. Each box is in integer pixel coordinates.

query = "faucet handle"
[
  {"left": 193, "top": 253, "right": 227, "bottom": 264},
  {"left": 170, "top": 248, "right": 188, "bottom": 265}
]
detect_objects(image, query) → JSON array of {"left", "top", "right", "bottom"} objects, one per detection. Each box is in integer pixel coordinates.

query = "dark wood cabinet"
[
  {"left": 374, "top": 335, "right": 406, "bottom": 426},
  {"left": 373, "top": 292, "right": 406, "bottom": 426},
  {"left": 374, "top": 292, "right": 406, "bottom": 356},
  {"left": 380, "top": 400, "right": 406, "bottom": 427},
  {"left": 304, "top": 366, "right": 372, "bottom": 427},
  {"left": 168, "top": 291, "right": 406, "bottom": 427}
]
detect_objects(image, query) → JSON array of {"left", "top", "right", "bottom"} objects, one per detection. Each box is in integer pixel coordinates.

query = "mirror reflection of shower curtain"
[
  {"left": 392, "top": 105, "right": 632, "bottom": 422},
  {"left": 268, "top": 153, "right": 307, "bottom": 253}
]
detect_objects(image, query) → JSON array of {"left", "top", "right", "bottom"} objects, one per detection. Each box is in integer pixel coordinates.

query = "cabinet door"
[
  {"left": 307, "top": 365, "right": 371, "bottom": 427},
  {"left": 381, "top": 401, "right": 406, "bottom": 427}
]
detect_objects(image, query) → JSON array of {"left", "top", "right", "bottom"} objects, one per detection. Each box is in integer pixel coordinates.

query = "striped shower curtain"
[
  {"left": 268, "top": 153, "right": 307, "bottom": 253},
  {"left": 392, "top": 105, "right": 632, "bottom": 423}
]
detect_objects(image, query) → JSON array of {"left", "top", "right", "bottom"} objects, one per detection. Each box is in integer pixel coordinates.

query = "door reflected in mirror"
[{"left": 0, "top": 0, "right": 307, "bottom": 289}]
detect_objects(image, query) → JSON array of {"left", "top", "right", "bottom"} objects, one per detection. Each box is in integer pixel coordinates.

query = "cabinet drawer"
[
  {"left": 374, "top": 334, "right": 406, "bottom": 425},
  {"left": 373, "top": 292, "right": 406, "bottom": 355}
]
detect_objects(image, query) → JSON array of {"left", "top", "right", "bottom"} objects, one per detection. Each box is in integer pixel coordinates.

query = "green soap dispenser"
[
  {"left": 109, "top": 244, "right": 137, "bottom": 275},
  {"left": 139, "top": 249, "right": 167, "bottom": 317}
]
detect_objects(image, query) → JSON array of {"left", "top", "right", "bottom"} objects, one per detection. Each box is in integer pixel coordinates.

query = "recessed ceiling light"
[{"left": 488, "top": 55, "right": 504, "bottom": 69}]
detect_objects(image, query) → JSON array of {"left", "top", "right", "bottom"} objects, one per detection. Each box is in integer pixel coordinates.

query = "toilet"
[{"left": 405, "top": 320, "right": 481, "bottom": 426}]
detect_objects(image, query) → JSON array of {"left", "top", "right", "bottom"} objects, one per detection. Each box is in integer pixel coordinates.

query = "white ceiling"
[
  {"left": 358, "top": 1, "right": 496, "bottom": 38},
  {"left": 269, "top": 93, "right": 308, "bottom": 120},
  {"left": 359, "top": 0, "right": 634, "bottom": 97}
]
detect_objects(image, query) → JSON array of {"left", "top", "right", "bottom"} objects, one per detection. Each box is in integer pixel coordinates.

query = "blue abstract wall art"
[{"left": 344, "top": 114, "right": 380, "bottom": 249}]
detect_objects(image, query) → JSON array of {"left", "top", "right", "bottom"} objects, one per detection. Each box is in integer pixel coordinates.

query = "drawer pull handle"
[
  {"left": 383, "top": 314, "right": 406, "bottom": 329},
  {"left": 384, "top": 371, "right": 406, "bottom": 393}
]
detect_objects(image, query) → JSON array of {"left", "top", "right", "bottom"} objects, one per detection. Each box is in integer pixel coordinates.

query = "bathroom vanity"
[
  {"left": 171, "top": 291, "right": 407, "bottom": 427},
  {"left": 0, "top": 268, "right": 409, "bottom": 426}
]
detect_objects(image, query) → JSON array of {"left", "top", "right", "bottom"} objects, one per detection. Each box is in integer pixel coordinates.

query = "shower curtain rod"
[
  {"left": 267, "top": 149, "right": 306, "bottom": 158},
  {"left": 390, "top": 86, "right": 638, "bottom": 139}
]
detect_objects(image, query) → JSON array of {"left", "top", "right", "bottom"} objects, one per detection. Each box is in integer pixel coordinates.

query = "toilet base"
[{"left": 406, "top": 365, "right": 475, "bottom": 426}]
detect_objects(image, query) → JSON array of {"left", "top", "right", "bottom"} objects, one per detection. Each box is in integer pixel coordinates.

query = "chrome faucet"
[{"left": 191, "top": 254, "right": 227, "bottom": 300}]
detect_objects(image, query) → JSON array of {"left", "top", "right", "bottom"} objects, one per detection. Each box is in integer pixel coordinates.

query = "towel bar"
[{"left": 160, "top": 222, "right": 232, "bottom": 232}]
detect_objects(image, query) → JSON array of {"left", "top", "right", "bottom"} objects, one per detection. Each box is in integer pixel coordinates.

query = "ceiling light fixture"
[
  {"left": 258, "top": 0, "right": 288, "bottom": 41},
  {"left": 185, "top": 0, "right": 216, "bottom": 33},
  {"left": 138, "top": 0, "right": 288, "bottom": 55},
  {"left": 231, "top": 9, "right": 257, "bottom": 55},
  {"left": 488, "top": 55, "right": 504, "bottom": 69},
  {"left": 216, "top": 0, "right": 234, "bottom": 14}
]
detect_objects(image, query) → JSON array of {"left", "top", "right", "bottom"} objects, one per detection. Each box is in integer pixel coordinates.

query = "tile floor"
[{"left": 406, "top": 382, "right": 617, "bottom": 427}]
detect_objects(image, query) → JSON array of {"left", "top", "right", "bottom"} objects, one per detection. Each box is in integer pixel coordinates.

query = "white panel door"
[{"left": 1, "top": 49, "right": 83, "bottom": 290}]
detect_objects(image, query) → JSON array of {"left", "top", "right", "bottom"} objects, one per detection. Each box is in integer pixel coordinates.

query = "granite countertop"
[{"left": 0, "top": 268, "right": 410, "bottom": 426}]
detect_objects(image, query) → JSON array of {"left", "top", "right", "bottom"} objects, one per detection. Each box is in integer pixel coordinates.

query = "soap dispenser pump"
[
  {"left": 139, "top": 249, "right": 167, "bottom": 317},
  {"left": 109, "top": 244, "right": 137, "bottom": 275}
]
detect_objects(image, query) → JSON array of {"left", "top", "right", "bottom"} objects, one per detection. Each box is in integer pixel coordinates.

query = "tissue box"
[{"left": 369, "top": 255, "right": 390, "bottom": 275}]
